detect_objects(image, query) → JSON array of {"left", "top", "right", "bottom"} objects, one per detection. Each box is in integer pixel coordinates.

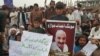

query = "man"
[
  {"left": 0, "top": 5, "right": 9, "bottom": 56},
  {"left": 17, "top": 7, "right": 28, "bottom": 30},
  {"left": 50, "top": 2, "right": 69, "bottom": 21},
  {"left": 30, "top": 3, "right": 43, "bottom": 25},
  {"left": 88, "top": 21, "right": 100, "bottom": 39},
  {"left": 10, "top": 8, "right": 18, "bottom": 26},
  {"left": 66, "top": 8, "right": 75, "bottom": 21},
  {"left": 50, "top": 30, "right": 68, "bottom": 56},
  {"left": 44, "top": 1, "right": 56, "bottom": 19},
  {"left": 72, "top": 3, "right": 83, "bottom": 25}
]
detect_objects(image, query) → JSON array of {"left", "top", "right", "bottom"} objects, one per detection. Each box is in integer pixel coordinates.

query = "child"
[
  {"left": 50, "top": 2, "right": 68, "bottom": 21},
  {"left": 15, "top": 33, "right": 22, "bottom": 41},
  {"left": 31, "top": 17, "right": 46, "bottom": 34}
]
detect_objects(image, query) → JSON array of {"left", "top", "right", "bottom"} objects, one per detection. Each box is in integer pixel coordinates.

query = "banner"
[
  {"left": 46, "top": 20, "right": 76, "bottom": 56},
  {"left": 4, "top": 0, "right": 13, "bottom": 8},
  {"left": 21, "top": 31, "right": 53, "bottom": 56}
]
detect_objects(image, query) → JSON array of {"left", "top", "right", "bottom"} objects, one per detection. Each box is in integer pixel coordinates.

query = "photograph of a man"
[{"left": 51, "top": 30, "right": 68, "bottom": 53}]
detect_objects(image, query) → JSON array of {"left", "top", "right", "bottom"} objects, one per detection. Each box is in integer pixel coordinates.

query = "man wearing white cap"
[
  {"left": 8, "top": 28, "right": 17, "bottom": 40},
  {"left": 50, "top": 30, "right": 69, "bottom": 56}
]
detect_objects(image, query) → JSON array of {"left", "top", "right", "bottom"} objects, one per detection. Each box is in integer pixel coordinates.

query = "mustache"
[{"left": 58, "top": 42, "right": 65, "bottom": 44}]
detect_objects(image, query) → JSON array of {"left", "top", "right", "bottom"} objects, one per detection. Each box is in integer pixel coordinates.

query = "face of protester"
[
  {"left": 56, "top": 9, "right": 64, "bottom": 15},
  {"left": 11, "top": 30, "right": 16, "bottom": 35},
  {"left": 79, "top": 37, "right": 87, "bottom": 47},
  {"left": 50, "top": 2, "right": 55, "bottom": 8},
  {"left": 55, "top": 33, "right": 66, "bottom": 49},
  {"left": 33, "top": 21, "right": 40, "bottom": 28},
  {"left": 16, "top": 35, "right": 21, "bottom": 41}
]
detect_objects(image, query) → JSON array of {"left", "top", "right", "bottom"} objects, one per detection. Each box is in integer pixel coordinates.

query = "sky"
[{"left": 0, "top": 0, "right": 63, "bottom": 7}]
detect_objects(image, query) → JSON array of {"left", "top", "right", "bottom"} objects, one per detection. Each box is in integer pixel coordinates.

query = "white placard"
[
  {"left": 21, "top": 31, "right": 53, "bottom": 56},
  {"left": 81, "top": 41, "right": 98, "bottom": 56},
  {"left": 9, "top": 40, "right": 22, "bottom": 56}
]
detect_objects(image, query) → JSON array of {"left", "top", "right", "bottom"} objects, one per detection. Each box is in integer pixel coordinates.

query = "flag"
[{"left": 4, "top": 0, "right": 13, "bottom": 8}]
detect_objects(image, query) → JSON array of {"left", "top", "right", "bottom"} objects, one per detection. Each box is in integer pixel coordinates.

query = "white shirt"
[
  {"left": 88, "top": 27, "right": 100, "bottom": 38},
  {"left": 66, "top": 13, "right": 75, "bottom": 21},
  {"left": 19, "top": 12, "right": 23, "bottom": 26},
  {"left": 72, "top": 9, "right": 83, "bottom": 24},
  {"left": 10, "top": 11, "right": 18, "bottom": 26}
]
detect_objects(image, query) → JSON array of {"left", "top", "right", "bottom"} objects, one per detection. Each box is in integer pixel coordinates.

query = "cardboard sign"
[
  {"left": 21, "top": 31, "right": 53, "bottom": 56},
  {"left": 81, "top": 41, "right": 98, "bottom": 56}
]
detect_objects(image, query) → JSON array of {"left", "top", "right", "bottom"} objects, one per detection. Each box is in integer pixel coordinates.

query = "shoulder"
[
  {"left": 50, "top": 15, "right": 57, "bottom": 20},
  {"left": 91, "top": 27, "right": 96, "bottom": 31},
  {"left": 38, "top": 28, "right": 46, "bottom": 33},
  {"left": 61, "top": 15, "right": 69, "bottom": 20}
]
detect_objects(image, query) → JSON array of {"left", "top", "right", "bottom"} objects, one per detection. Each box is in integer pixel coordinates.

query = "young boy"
[
  {"left": 50, "top": 2, "right": 69, "bottom": 21},
  {"left": 31, "top": 17, "right": 46, "bottom": 34}
]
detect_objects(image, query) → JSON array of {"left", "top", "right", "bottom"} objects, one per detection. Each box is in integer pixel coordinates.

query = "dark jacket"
[
  {"left": 32, "top": 27, "right": 46, "bottom": 34},
  {"left": 44, "top": 8, "right": 56, "bottom": 19},
  {"left": 50, "top": 15, "right": 69, "bottom": 21}
]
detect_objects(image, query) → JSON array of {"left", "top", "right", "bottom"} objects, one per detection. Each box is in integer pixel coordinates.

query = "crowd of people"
[{"left": 0, "top": 0, "right": 100, "bottom": 56}]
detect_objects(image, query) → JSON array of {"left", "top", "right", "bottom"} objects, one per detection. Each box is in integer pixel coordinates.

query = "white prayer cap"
[
  {"left": 10, "top": 28, "right": 17, "bottom": 31},
  {"left": 20, "top": 25, "right": 24, "bottom": 28},
  {"left": 9, "top": 28, "right": 17, "bottom": 36},
  {"left": 92, "top": 36, "right": 100, "bottom": 39}
]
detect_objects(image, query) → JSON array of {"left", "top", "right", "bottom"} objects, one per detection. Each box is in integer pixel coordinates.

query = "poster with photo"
[{"left": 46, "top": 20, "right": 76, "bottom": 56}]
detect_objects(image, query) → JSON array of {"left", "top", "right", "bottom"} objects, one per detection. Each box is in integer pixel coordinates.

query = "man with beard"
[{"left": 50, "top": 30, "right": 68, "bottom": 56}]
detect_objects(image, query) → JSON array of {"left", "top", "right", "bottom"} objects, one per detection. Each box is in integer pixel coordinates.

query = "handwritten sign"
[
  {"left": 9, "top": 40, "right": 22, "bottom": 56},
  {"left": 21, "top": 31, "right": 53, "bottom": 56}
]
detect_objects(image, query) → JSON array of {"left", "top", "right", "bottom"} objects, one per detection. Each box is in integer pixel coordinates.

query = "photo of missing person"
[
  {"left": 46, "top": 20, "right": 76, "bottom": 56},
  {"left": 50, "top": 30, "right": 69, "bottom": 56}
]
